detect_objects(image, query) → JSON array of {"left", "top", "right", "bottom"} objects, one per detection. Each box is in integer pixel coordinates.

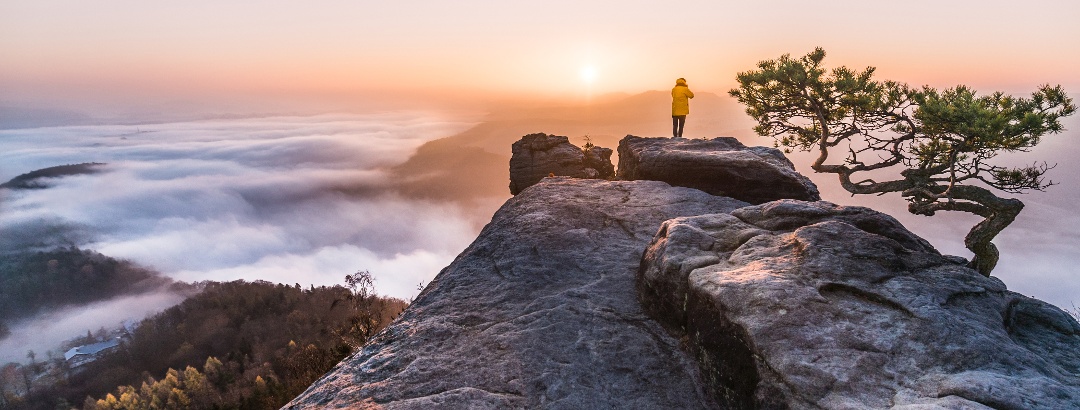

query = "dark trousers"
[{"left": 672, "top": 115, "right": 686, "bottom": 138}]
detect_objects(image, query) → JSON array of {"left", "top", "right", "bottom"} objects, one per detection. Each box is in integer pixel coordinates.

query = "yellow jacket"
[{"left": 671, "top": 80, "right": 694, "bottom": 116}]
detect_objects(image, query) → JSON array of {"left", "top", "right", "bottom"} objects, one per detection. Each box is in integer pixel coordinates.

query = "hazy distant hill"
[
  {"left": 392, "top": 90, "right": 756, "bottom": 201},
  {"left": 0, "top": 248, "right": 174, "bottom": 335},
  {"left": 0, "top": 163, "right": 107, "bottom": 190},
  {"left": 448, "top": 90, "right": 753, "bottom": 154}
]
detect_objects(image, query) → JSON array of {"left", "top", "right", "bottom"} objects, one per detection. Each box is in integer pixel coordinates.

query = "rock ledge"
[{"left": 617, "top": 136, "right": 820, "bottom": 204}]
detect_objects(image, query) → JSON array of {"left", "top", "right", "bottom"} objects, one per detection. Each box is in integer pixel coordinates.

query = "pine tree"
[{"left": 731, "top": 48, "right": 1076, "bottom": 275}]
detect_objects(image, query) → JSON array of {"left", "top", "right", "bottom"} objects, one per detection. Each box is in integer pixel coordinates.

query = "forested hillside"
[
  {"left": 0, "top": 247, "right": 174, "bottom": 336},
  {"left": 5, "top": 275, "right": 407, "bottom": 409}
]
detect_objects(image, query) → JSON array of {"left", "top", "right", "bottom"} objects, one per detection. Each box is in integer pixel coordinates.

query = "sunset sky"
[{"left": 3, "top": 1, "right": 1079, "bottom": 113}]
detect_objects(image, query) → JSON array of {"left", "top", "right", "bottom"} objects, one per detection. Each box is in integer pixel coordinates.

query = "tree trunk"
[
  {"left": 962, "top": 195, "right": 1023, "bottom": 276},
  {"left": 904, "top": 184, "right": 1023, "bottom": 276}
]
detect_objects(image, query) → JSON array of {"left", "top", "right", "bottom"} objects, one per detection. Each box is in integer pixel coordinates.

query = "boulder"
[
  {"left": 583, "top": 145, "right": 616, "bottom": 180},
  {"left": 287, "top": 179, "right": 749, "bottom": 409},
  {"left": 617, "top": 136, "right": 820, "bottom": 204},
  {"left": 638, "top": 200, "right": 1080, "bottom": 409},
  {"left": 508, "top": 133, "right": 614, "bottom": 195}
]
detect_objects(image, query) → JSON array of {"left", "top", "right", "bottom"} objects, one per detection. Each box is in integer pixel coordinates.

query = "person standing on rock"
[{"left": 671, "top": 77, "right": 694, "bottom": 138}]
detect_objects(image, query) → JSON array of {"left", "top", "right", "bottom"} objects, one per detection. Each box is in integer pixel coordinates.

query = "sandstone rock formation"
[
  {"left": 289, "top": 136, "right": 1080, "bottom": 409},
  {"left": 617, "top": 136, "right": 820, "bottom": 204},
  {"left": 638, "top": 200, "right": 1080, "bottom": 409},
  {"left": 287, "top": 179, "right": 749, "bottom": 409},
  {"left": 508, "top": 133, "right": 614, "bottom": 195}
]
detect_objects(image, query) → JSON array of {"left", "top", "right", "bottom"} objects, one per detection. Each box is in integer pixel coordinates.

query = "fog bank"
[
  {"left": 0, "top": 291, "right": 186, "bottom": 364},
  {"left": 0, "top": 113, "right": 484, "bottom": 301}
]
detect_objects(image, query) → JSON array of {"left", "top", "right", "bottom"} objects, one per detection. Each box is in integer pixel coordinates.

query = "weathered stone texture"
[
  {"left": 287, "top": 179, "right": 749, "bottom": 409},
  {"left": 638, "top": 200, "right": 1080, "bottom": 409}
]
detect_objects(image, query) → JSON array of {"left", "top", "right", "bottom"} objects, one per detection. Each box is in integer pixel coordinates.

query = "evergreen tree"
[{"left": 731, "top": 48, "right": 1076, "bottom": 275}]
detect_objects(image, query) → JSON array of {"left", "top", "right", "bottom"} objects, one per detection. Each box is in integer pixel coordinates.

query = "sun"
[{"left": 580, "top": 65, "right": 598, "bottom": 84}]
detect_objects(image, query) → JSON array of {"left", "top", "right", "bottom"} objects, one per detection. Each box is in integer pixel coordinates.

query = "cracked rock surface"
[
  {"left": 286, "top": 178, "right": 748, "bottom": 409},
  {"left": 617, "top": 136, "right": 820, "bottom": 204},
  {"left": 638, "top": 200, "right": 1080, "bottom": 409}
]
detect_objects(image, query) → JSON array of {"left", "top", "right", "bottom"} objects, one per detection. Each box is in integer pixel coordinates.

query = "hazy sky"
[{"left": 2, "top": 1, "right": 1079, "bottom": 113}]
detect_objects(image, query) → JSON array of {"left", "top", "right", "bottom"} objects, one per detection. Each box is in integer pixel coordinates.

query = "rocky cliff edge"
[{"left": 288, "top": 136, "right": 1079, "bottom": 409}]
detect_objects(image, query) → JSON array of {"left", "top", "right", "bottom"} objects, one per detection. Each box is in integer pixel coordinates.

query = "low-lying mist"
[
  {"left": 0, "top": 290, "right": 187, "bottom": 364},
  {"left": 0, "top": 112, "right": 498, "bottom": 362},
  {"left": 0, "top": 112, "right": 488, "bottom": 299}
]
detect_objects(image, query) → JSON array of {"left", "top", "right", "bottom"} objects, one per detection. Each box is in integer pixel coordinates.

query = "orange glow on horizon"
[{"left": 1, "top": 1, "right": 1077, "bottom": 111}]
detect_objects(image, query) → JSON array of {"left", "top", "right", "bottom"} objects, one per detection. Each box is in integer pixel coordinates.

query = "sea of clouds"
[
  {"left": 0, "top": 112, "right": 493, "bottom": 360},
  {"left": 0, "top": 112, "right": 489, "bottom": 297}
]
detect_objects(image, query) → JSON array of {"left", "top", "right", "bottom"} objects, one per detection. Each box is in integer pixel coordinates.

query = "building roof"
[{"left": 64, "top": 338, "right": 121, "bottom": 361}]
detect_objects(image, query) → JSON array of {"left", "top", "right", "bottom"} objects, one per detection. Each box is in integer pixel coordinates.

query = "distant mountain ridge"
[{"left": 391, "top": 90, "right": 755, "bottom": 202}]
